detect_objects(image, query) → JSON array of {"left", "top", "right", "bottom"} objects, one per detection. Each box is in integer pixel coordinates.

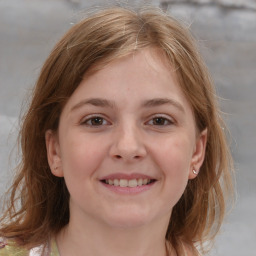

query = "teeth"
[
  {"left": 114, "top": 179, "right": 119, "bottom": 186},
  {"left": 128, "top": 179, "right": 137, "bottom": 187},
  {"left": 104, "top": 178, "right": 153, "bottom": 187},
  {"left": 120, "top": 179, "right": 128, "bottom": 187}
]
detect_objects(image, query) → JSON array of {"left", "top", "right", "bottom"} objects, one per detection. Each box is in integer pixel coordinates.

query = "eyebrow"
[
  {"left": 71, "top": 97, "right": 184, "bottom": 112},
  {"left": 71, "top": 98, "right": 116, "bottom": 111},
  {"left": 142, "top": 98, "right": 185, "bottom": 113}
]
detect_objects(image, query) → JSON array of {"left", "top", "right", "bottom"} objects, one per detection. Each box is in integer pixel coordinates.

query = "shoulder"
[
  {"left": 0, "top": 237, "right": 28, "bottom": 256},
  {"left": 182, "top": 242, "right": 200, "bottom": 256},
  {"left": 166, "top": 240, "right": 199, "bottom": 256},
  {"left": 0, "top": 237, "right": 59, "bottom": 256}
]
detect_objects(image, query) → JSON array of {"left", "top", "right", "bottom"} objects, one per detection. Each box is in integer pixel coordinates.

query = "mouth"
[{"left": 100, "top": 178, "right": 156, "bottom": 188}]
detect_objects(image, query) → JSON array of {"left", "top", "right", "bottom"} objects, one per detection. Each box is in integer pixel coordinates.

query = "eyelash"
[
  {"left": 146, "top": 115, "right": 174, "bottom": 126},
  {"left": 81, "top": 115, "right": 174, "bottom": 127},
  {"left": 81, "top": 115, "right": 110, "bottom": 127}
]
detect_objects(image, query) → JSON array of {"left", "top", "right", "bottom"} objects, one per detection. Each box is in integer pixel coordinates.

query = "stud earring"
[{"left": 192, "top": 169, "right": 198, "bottom": 175}]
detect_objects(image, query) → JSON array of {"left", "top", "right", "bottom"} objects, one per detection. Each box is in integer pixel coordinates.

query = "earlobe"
[
  {"left": 189, "top": 128, "right": 208, "bottom": 179},
  {"left": 45, "top": 130, "right": 64, "bottom": 177}
]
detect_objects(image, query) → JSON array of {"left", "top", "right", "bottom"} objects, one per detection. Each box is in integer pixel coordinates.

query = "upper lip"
[{"left": 100, "top": 173, "right": 156, "bottom": 181}]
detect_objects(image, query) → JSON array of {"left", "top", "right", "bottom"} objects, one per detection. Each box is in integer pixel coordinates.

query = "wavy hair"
[{"left": 0, "top": 6, "right": 233, "bottom": 255}]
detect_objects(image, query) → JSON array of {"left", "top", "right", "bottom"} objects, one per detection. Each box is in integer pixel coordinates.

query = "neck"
[{"left": 56, "top": 213, "right": 172, "bottom": 256}]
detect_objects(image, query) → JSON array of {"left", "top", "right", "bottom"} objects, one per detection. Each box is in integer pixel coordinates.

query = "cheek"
[
  {"left": 152, "top": 136, "right": 194, "bottom": 193},
  {"left": 59, "top": 132, "right": 107, "bottom": 179},
  {"left": 59, "top": 133, "right": 108, "bottom": 203},
  {"left": 158, "top": 136, "right": 193, "bottom": 172}
]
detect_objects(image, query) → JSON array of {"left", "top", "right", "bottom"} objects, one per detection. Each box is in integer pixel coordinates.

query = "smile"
[{"left": 101, "top": 178, "right": 155, "bottom": 187}]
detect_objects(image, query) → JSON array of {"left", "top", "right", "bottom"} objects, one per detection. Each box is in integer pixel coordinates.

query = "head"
[{"left": 1, "top": 6, "right": 233, "bottom": 254}]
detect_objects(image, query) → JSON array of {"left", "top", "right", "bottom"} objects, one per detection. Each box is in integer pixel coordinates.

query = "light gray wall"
[{"left": 1, "top": 0, "right": 255, "bottom": 255}]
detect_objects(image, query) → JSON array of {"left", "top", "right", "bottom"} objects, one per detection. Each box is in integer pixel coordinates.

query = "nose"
[{"left": 109, "top": 123, "right": 147, "bottom": 162}]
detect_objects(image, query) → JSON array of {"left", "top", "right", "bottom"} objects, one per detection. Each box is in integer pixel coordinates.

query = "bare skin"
[{"left": 46, "top": 48, "right": 207, "bottom": 256}]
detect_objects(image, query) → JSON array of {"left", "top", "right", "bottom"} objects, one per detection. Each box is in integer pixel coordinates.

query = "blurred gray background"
[{"left": 0, "top": 0, "right": 255, "bottom": 255}]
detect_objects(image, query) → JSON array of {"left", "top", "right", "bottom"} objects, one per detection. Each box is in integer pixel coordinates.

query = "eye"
[
  {"left": 82, "top": 116, "right": 109, "bottom": 126},
  {"left": 147, "top": 116, "right": 173, "bottom": 126}
]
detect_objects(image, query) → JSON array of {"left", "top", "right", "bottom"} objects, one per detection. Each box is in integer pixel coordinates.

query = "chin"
[
  {"left": 107, "top": 218, "right": 149, "bottom": 229},
  {"left": 103, "top": 209, "right": 152, "bottom": 229}
]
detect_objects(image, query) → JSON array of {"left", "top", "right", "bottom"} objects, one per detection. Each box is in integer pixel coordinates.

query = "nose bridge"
[{"left": 110, "top": 118, "right": 146, "bottom": 161}]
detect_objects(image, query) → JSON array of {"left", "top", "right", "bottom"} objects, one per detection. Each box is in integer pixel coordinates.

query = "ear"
[
  {"left": 189, "top": 128, "right": 208, "bottom": 179},
  {"left": 45, "top": 130, "right": 63, "bottom": 177}
]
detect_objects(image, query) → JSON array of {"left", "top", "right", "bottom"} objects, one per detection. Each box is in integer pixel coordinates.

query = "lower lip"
[{"left": 100, "top": 181, "right": 156, "bottom": 195}]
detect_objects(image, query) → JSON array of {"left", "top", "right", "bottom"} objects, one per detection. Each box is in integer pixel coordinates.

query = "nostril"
[{"left": 113, "top": 154, "right": 143, "bottom": 160}]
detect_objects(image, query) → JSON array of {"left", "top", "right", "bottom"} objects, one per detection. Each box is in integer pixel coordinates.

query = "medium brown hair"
[{"left": 0, "top": 6, "right": 233, "bottom": 255}]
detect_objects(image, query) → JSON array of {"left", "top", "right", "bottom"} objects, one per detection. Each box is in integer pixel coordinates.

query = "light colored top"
[{"left": 0, "top": 238, "right": 59, "bottom": 256}]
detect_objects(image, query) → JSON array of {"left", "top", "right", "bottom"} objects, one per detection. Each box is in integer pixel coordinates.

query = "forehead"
[
  {"left": 61, "top": 48, "right": 193, "bottom": 119},
  {"left": 83, "top": 48, "right": 179, "bottom": 91},
  {"left": 84, "top": 47, "right": 175, "bottom": 80},
  {"left": 73, "top": 49, "right": 180, "bottom": 96}
]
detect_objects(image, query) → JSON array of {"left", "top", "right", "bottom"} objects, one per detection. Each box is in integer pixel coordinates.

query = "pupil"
[
  {"left": 92, "top": 117, "right": 103, "bottom": 125},
  {"left": 154, "top": 118, "right": 164, "bottom": 125}
]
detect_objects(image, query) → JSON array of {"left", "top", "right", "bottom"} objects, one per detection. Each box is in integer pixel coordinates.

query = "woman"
[{"left": 0, "top": 6, "right": 233, "bottom": 256}]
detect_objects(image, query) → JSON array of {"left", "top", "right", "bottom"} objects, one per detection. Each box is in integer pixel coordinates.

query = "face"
[{"left": 46, "top": 48, "right": 207, "bottom": 230}]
